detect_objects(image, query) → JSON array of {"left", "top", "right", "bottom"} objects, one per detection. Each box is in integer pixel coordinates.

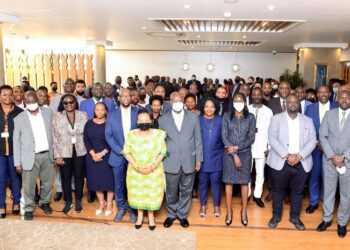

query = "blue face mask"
[{"left": 333, "top": 87, "right": 338, "bottom": 93}]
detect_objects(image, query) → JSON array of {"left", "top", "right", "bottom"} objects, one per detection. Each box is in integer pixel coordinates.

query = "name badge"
[
  {"left": 1, "top": 132, "right": 9, "bottom": 138},
  {"left": 71, "top": 136, "right": 77, "bottom": 144}
]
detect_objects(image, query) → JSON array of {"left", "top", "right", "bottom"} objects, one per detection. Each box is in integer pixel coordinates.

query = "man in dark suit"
[
  {"left": 305, "top": 85, "right": 338, "bottom": 214},
  {"left": 189, "top": 82, "right": 204, "bottom": 110},
  {"left": 239, "top": 83, "right": 253, "bottom": 106},
  {"left": 267, "top": 81, "right": 291, "bottom": 115},
  {"left": 159, "top": 92, "right": 203, "bottom": 228},
  {"left": 186, "top": 74, "right": 201, "bottom": 92},
  {"left": 228, "top": 76, "right": 242, "bottom": 98},
  {"left": 105, "top": 88, "right": 138, "bottom": 223}
]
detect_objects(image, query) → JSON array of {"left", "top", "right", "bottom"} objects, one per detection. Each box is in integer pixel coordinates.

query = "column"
[
  {"left": 93, "top": 45, "right": 106, "bottom": 84},
  {"left": 0, "top": 23, "right": 5, "bottom": 85}
]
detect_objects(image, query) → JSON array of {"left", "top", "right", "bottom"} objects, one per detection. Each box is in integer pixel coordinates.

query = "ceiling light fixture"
[
  {"left": 180, "top": 62, "right": 190, "bottom": 71},
  {"left": 184, "top": 4, "right": 190, "bottom": 9},
  {"left": 224, "top": 12, "right": 232, "bottom": 19},
  {"left": 268, "top": 5, "right": 275, "bottom": 11},
  {"left": 196, "top": 35, "right": 201, "bottom": 39},
  {"left": 141, "top": 26, "right": 147, "bottom": 30},
  {"left": 242, "top": 35, "right": 246, "bottom": 39},
  {"left": 224, "top": 0, "right": 239, "bottom": 4}
]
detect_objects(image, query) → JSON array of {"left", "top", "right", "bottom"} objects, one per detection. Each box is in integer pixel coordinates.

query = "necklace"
[{"left": 203, "top": 116, "right": 215, "bottom": 138}]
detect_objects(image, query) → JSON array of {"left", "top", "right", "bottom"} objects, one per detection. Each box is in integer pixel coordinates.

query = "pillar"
[{"left": 93, "top": 45, "right": 106, "bottom": 84}]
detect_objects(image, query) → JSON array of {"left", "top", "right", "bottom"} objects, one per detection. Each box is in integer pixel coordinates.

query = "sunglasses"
[{"left": 63, "top": 100, "right": 75, "bottom": 105}]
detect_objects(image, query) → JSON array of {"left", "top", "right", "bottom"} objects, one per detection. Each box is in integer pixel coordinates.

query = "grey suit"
[
  {"left": 320, "top": 108, "right": 350, "bottom": 226},
  {"left": 159, "top": 110, "right": 203, "bottom": 219},
  {"left": 13, "top": 107, "right": 54, "bottom": 212}
]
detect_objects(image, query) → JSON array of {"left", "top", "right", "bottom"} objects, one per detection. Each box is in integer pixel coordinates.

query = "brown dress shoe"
[{"left": 264, "top": 193, "right": 273, "bottom": 202}]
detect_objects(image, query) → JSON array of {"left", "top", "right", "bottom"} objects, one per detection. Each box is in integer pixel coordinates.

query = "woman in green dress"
[{"left": 123, "top": 109, "right": 167, "bottom": 231}]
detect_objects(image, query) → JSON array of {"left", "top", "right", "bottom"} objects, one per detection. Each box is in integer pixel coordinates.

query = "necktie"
[
  {"left": 340, "top": 111, "right": 346, "bottom": 132},
  {"left": 282, "top": 100, "right": 286, "bottom": 112}
]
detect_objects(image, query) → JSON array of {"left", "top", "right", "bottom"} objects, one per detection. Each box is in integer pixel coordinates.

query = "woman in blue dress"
[{"left": 198, "top": 98, "right": 224, "bottom": 217}]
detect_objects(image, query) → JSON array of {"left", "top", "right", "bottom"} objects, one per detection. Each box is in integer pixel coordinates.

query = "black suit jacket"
[
  {"left": 228, "top": 83, "right": 241, "bottom": 98},
  {"left": 267, "top": 97, "right": 284, "bottom": 115}
]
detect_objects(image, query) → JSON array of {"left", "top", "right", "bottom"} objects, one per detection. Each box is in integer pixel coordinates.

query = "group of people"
[{"left": 0, "top": 74, "right": 350, "bottom": 237}]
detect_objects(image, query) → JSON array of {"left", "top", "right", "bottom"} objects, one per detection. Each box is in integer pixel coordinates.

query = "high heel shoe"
[
  {"left": 225, "top": 208, "right": 233, "bottom": 226},
  {"left": 241, "top": 209, "right": 248, "bottom": 227},
  {"left": 105, "top": 202, "right": 113, "bottom": 217},
  {"left": 135, "top": 221, "right": 143, "bottom": 230},
  {"left": 95, "top": 201, "right": 106, "bottom": 216}
]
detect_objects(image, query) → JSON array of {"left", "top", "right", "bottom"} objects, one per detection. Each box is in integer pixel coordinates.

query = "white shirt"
[
  {"left": 339, "top": 108, "right": 350, "bottom": 127},
  {"left": 93, "top": 97, "right": 103, "bottom": 104},
  {"left": 27, "top": 110, "right": 49, "bottom": 153},
  {"left": 287, "top": 113, "right": 300, "bottom": 154},
  {"left": 172, "top": 109, "right": 184, "bottom": 132},
  {"left": 300, "top": 100, "right": 306, "bottom": 114},
  {"left": 17, "top": 101, "right": 26, "bottom": 110},
  {"left": 121, "top": 106, "right": 131, "bottom": 138},
  {"left": 319, "top": 101, "right": 330, "bottom": 123},
  {"left": 248, "top": 104, "right": 273, "bottom": 158}
]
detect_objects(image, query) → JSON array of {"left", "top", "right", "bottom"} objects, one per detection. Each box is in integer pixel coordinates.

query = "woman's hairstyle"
[
  {"left": 93, "top": 102, "right": 108, "bottom": 118},
  {"left": 184, "top": 93, "right": 197, "bottom": 103},
  {"left": 149, "top": 95, "right": 164, "bottom": 106},
  {"left": 137, "top": 108, "right": 150, "bottom": 117},
  {"left": 0, "top": 85, "right": 13, "bottom": 94},
  {"left": 201, "top": 97, "right": 219, "bottom": 116},
  {"left": 231, "top": 92, "right": 249, "bottom": 119},
  {"left": 58, "top": 93, "right": 79, "bottom": 112}
]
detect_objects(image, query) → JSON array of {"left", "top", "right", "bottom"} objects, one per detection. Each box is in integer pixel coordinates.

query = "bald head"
[{"left": 119, "top": 88, "right": 131, "bottom": 108}]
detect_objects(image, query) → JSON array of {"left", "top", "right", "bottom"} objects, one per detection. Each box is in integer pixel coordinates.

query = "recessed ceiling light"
[
  {"left": 243, "top": 35, "right": 246, "bottom": 39},
  {"left": 141, "top": 26, "right": 147, "bottom": 30},
  {"left": 196, "top": 35, "right": 201, "bottom": 39},
  {"left": 268, "top": 5, "right": 275, "bottom": 11},
  {"left": 224, "top": 12, "right": 232, "bottom": 19},
  {"left": 184, "top": 4, "right": 190, "bottom": 9}
]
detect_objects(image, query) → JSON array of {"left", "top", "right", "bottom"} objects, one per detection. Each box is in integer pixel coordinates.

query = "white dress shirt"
[
  {"left": 287, "top": 113, "right": 300, "bottom": 154},
  {"left": 300, "top": 100, "right": 306, "bottom": 114},
  {"left": 248, "top": 104, "right": 273, "bottom": 158},
  {"left": 319, "top": 101, "right": 330, "bottom": 123},
  {"left": 27, "top": 109, "right": 49, "bottom": 153},
  {"left": 93, "top": 97, "right": 103, "bottom": 104},
  {"left": 339, "top": 107, "right": 350, "bottom": 128},
  {"left": 121, "top": 106, "right": 131, "bottom": 138},
  {"left": 172, "top": 109, "right": 184, "bottom": 132}
]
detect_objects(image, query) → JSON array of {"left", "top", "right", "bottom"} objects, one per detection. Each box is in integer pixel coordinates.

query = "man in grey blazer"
[
  {"left": 13, "top": 91, "right": 54, "bottom": 220},
  {"left": 159, "top": 92, "right": 203, "bottom": 228},
  {"left": 267, "top": 94, "right": 316, "bottom": 230},
  {"left": 317, "top": 90, "right": 350, "bottom": 238}
]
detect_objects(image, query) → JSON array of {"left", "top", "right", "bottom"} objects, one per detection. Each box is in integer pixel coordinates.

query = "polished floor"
[{"left": 3, "top": 188, "right": 350, "bottom": 250}]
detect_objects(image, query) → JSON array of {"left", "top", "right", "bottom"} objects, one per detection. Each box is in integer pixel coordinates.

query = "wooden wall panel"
[
  {"left": 5, "top": 50, "right": 14, "bottom": 86},
  {"left": 27, "top": 54, "right": 36, "bottom": 88},
  {"left": 69, "top": 54, "right": 77, "bottom": 80},
  {"left": 77, "top": 54, "right": 85, "bottom": 80},
  {"left": 36, "top": 54, "right": 44, "bottom": 89},
  {"left": 86, "top": 55, "right": 94, "bottom": 86},
  {"left": 44, "top": 54, "right": 53, "bottom": 86},
  {"left": 60, "top": 54, "right": 69, "bottom": 83}
]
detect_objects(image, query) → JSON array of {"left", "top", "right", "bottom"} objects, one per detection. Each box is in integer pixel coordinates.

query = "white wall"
[{"left": 106, "top": 50, "right": 296, "bottom": 85}]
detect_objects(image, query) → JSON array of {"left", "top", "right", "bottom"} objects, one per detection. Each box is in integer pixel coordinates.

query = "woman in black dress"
[
  {"left": 222, "top": 93, "right": 256, "bottom": 227},
  {"left": 83, "top": 102, "right": 114, "bottom": 216},
  {"left": 149, "top": 95, "right": 163, "bottom": 128}
]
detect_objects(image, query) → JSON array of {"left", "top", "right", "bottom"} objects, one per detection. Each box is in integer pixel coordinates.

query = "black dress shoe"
[
  {"left": 163, "top": 217, "right": 176, "bottom": 228},
  {"left": 253, "top": 197, "right": 265, "bottom": 208},
  {"left": 268, "top": 216, "right": 281, "bottom": 228},
  {"left": 24, "top": 212, "right": 33, "bottom": 221},
  {"left": 179, "top": 218, "right": 190, "bottom": 228},
  {"left": 0, "top": 213, "right": 6, "bottom": 219},
  {"left": 317, "top": 221, "right": 332, "bottom": 232},
  {"left": 62, "top": 202, "right": 73, "bottom": 214},
  {"left": 54, "top": 192, "right": 62, "bottom": 202},
  {"left": 338, "top": 225, "right": 347, "bottom": 238},
  {"left": 12, "top": 204, "right": 20, "bottom": 215},
  {"left": 87, "top": 192, "right": 96, "bottom": 203},
  {"left": 75, "top": 200, "right": 83, "bottom": 213},
  {"left": 34, "top": 195, "right": 40, "bottom": 205},
  {"left": 40, "top": 203, "right": 53, "bottom": 215},
  {"left": 289, "top": 217, "right": 305, "bottom": 231},
  {"left": 306, "top": 204, "right": 318, "bottom": 214}
]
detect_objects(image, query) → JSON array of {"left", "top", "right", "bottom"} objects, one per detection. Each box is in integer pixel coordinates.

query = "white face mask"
[
  {"left": 26, "top": 103, "right": 39, "bottom": 112},
  {"left": 172, "top": 102, "right": 184, "bottom": 112},
  {"left": 233, "top": 102, "right": 245, "bottom": 112}
]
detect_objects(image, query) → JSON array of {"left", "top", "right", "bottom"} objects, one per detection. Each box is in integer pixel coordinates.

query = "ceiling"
[{"left": 1, "top": 0, "right": 350, "bottom": 53}]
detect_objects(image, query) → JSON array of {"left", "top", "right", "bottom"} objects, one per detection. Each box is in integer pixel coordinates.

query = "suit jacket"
[
  {"left": 228, "top": 83, "right": 241, "bottom": 98},
  {"left": 79, "top": 97, "right": 115, "bottom": 119},
  {"left": 320, "top": 108, "right": 350, "bottom": 167},
  {"left": 305, "top": 101, "right": 338, "bottom": 139},
  {"left": 105, "top": 106, "right": 138, "bottom": 167},
  {"left": 266, "top": 112, "right": 316, "bottom": 172},
  {"left": 13, "top": 107, "right": 54, "bottom": 170},
  {"left": 159, "top": 110, "right": 203, "bottom": 174},
  {"left": 267, "top": 97, "right": 285, "bottom": 115},
  {"left": 301, "top": 100, "right": 312, "bottom": 114},
  {"left": 52, "top": 110, "right": 88, "bottom": 158}
]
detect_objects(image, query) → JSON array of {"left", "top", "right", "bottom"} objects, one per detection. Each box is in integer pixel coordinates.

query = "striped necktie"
[{"left": 340, "top": 111, "right": 346, "bottom": 132}]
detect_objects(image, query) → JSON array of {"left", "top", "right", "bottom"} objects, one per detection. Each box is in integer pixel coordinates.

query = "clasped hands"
[
  {"left": 330, "top": 155, "right": 345, "bottom": 168},
  {"left": 90, "top": 151, "right": 105, "bottom": 163},
  {"left": 286, "top": 154, "right": 301, "bottom": 167},
  {"left": 136, "top": 164, "right": 157, "bottom": 175},
  {"left": 226, "top": 146, "right": 242, "bottom": 171}
]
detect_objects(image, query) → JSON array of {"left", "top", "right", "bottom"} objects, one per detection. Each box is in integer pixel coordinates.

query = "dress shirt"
[
  {"left": 287, "top": 113, "right": 300, "bottom": 154},
  {"left": 17, "top": 101, "right": 26, "bottom": 110},
  {"left": 300, "top": 100, "right": 306, "bottom": 114},
  {"left": 280, "top": 98, "right": 287, "bottom": 112},
  {"left": 121, "top": 106, "right": 131, "bottom": 138},
  {"left": 172, "top": 109, "right": 184, "bottom": 132},
  {"left": 339, "top": 108, "right": 350, "bottom": 128},
  {"left": 27, "top": 109, "right": 49, "bottom": 153},
  {"left": 319, "top": 101, "right": 330, "bottom": 123},
  {"left": 93, "top": 97, "right": 103, "bottom": 104}
]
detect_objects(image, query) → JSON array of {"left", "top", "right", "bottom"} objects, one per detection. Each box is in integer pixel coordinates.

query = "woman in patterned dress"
[{"left": 123, "top": 109, "right": 167, "bottom": 231}]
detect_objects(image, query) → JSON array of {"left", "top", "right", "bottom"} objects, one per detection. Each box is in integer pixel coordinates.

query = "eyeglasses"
[{"left": 63, "top": 100, "right": 75, "bottom": 105}]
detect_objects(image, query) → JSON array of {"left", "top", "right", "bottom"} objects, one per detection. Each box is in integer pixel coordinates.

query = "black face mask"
[
  {"left": 139, "top": 94, "right": 146, "bottom": 101},
  {"left": 76, "top": 90, "right": 85, "bottom": 96},
  {"left": 138, "top": 123, "right": 151, "bottom": 131},
  {"left": 52, "top": 86, "right": 58, "bottom": 92}
]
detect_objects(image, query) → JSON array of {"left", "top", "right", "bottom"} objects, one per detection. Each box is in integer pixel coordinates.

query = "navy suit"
[
  {"left": 305, "top": 101, "right": 338, "bottom": 206},
  {"left": 105, "top": 106, "right": 138, "bottom": 210},
  {"left": 80, "top": 97, "right": 115, "bottom": 119}
]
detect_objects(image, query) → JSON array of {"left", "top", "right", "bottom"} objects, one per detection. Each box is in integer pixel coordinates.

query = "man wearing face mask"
[
  {"left": 159, "top": 92, "right": 203, "bottom": 228},
  {"left": 329, "top": 79, "right": 341, "bottom": 103},
  {"left": 105, "top": 88, "right": 138, "bottom": 223},
  {"left": 137, "top": 87, "right": 148, "bottom": 108},
  {"left": 267, "top": 94, "right": 316, "bottom": 230},
  {"left": 317, "top": 90, "right": 350, "bottom": 238},
  {"left": 13, "top": 91, "right": 54, "bottom": 220}
]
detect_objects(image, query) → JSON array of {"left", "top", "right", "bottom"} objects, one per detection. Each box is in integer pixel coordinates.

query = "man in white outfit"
[{"left": 248, "top": 88, "right": 273, "bottom": 208}]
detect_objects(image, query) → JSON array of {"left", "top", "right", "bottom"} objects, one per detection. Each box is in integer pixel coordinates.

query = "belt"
[{"left": 36, "top": 150, "right": 49, "bottom": 154}]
